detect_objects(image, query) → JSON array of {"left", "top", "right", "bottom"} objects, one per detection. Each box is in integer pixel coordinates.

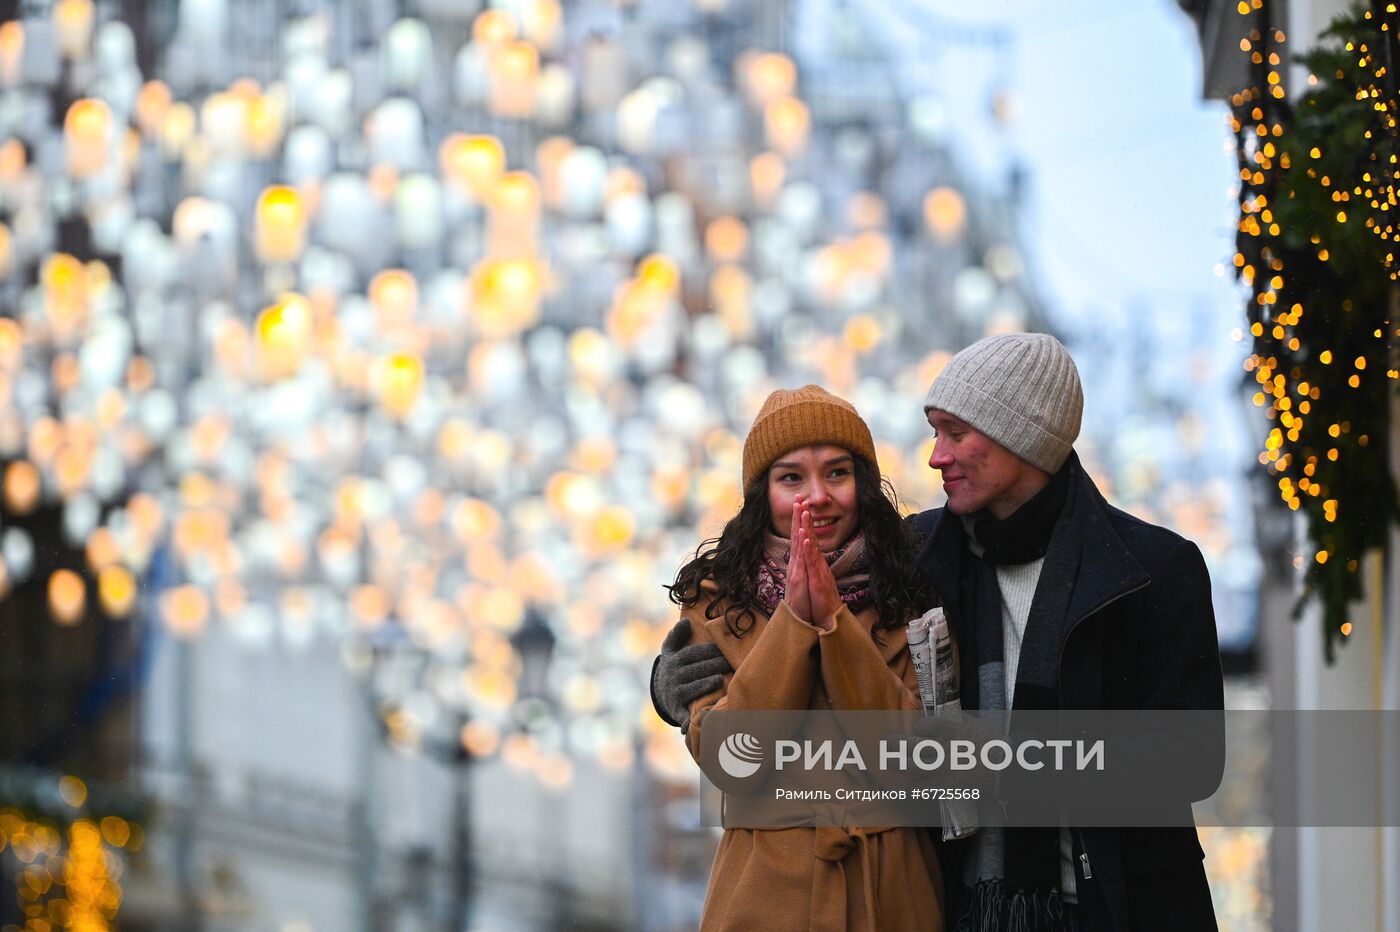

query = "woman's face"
[{"left": 766, "top": 445, "right": 860, "bottom": 552}]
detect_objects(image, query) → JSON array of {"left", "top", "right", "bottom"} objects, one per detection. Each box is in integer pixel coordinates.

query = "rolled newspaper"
[{"left": 906, "top": 607, "right": 979, "bottom": 840}]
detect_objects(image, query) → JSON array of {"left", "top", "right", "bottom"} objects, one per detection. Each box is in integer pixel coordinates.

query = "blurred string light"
[
  {"left": 1230, "top": 3, "right": 1400, "bottom": 658},
  {"left": 0, "top": 775, "right": 143, "bottom": 932},
  {"left": 0, "top": 1, "right": 1046, "bottom": 789}
]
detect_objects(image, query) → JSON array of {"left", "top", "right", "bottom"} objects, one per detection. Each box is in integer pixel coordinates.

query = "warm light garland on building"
[{"left": 1232, "top": 3, "right": 1400, "bottom": 657}]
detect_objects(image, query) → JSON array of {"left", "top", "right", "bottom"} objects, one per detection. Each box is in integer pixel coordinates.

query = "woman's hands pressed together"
[
  {"left": 782, "top": 494, "right": 813, "bottom": 623},
  {"left": 782, "top": 496, "right": 843, "bottom": 632},
  {"left": 802, "top": 500, "right": 843, "bottom": 631}
]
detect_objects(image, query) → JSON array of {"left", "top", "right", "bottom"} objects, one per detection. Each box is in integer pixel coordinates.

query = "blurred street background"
[{"left": 0, "top": 0, "right": 1396, "bottom": 929}]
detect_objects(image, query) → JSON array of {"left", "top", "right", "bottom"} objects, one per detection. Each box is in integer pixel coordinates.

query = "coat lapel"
[{"left": 1059, "top": 471, "right": 1150, "bottom": 631}]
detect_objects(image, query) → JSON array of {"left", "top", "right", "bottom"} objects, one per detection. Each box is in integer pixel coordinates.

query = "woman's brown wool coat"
[{"left": 682, "top": 581, "right": 946, "bottom": 932}]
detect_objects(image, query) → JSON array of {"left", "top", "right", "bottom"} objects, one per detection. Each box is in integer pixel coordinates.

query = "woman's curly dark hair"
[{"left": 666, "top": 454, "right": 937, "bottom": 638}]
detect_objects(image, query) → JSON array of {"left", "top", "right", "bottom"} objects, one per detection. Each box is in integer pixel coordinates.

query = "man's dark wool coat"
[{"left": 909, "top": 460, "right": 1225, "bottom": 932}]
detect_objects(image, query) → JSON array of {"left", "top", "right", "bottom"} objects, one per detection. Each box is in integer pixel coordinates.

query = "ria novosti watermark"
[
  {"left": 733, "top": 733, "right": 1106, "bottom": 776},
  {"left": 696, "top": 710, "right": 1400, "bottom": 829}
]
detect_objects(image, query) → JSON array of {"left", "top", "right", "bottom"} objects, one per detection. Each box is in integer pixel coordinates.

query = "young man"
[{"left": 653, "top": 333, "right": 1224, "bottom": 931}]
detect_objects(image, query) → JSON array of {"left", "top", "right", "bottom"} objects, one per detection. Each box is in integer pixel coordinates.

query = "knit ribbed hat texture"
[
  {"left": 923, "top": 332, "right": 1083, "bottom": 474},
  {"left": 741, "top": 385, "right": 878, "bottom": 490}
]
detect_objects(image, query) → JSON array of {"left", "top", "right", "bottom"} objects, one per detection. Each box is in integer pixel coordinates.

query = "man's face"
[{"left": 926, "top": 410, "right": 1048, "bottom": 519}]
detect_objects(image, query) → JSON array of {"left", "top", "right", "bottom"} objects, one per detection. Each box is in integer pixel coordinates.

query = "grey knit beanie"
[{"left": 923, "top": 332, "right": 1083, "bottom": 474}]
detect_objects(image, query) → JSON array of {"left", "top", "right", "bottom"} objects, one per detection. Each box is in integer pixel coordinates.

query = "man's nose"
[{"left": 929, "top": 441, "right": 952, "bottom": 469}]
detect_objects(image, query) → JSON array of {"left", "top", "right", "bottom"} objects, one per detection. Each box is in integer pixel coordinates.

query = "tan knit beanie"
[
  {"left": 741, "top": 385, "right": 878, "bottom": 490},
  {"left": 923, "top": 332, "right": 1083, "bottom": 474}
]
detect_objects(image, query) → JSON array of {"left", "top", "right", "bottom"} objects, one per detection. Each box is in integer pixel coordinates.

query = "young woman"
[{"left": 667, "top": 385, "right": 945, "bottom": 932}]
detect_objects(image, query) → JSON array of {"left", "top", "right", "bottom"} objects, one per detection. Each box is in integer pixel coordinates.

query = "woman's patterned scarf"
[{"left": 755, "top": 531, "right": 872, "bottom": 615}]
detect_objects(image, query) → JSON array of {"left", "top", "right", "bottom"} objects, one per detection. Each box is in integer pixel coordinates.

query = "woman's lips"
[{"left": 811, "top": 518, "right": 841, "bottom": 534}]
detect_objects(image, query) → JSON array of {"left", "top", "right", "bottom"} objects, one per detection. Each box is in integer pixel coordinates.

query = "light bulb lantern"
[{"left": 510, "top": 607, "right": 556, "bottom": 701}]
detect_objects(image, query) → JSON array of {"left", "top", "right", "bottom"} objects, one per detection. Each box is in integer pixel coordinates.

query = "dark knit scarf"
[
  {"left": 755, "top": 532, "right": 872, "bottom": 615},
  {"left": 956, "top": 456, "right": 1081, "bottom": 932},
  {"left": 963, "top": 460, "right": 1072, "bottom": 565}
]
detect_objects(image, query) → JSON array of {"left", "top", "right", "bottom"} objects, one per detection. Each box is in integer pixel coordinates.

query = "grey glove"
[{"left": 650, "top": 617, "right": 732, "bottom": 732}]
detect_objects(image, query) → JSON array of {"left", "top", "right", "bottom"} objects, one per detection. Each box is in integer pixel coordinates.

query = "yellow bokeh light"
[
  {"left": 437, "top": 419, "right": 475, "bottom": 463},
  {"left": 843, "top": 314, "right": 883, "bottom": 353},
  {"left": 161, "top": 101, "right": 196, "bottom": 157},
  {"left": 370, "top": 352, "right": 424, "bottom": 418},
  {"left": 848, "top": 191, "right": 887, "bottom": 230},
  {"left": 467, "top": 666, "right": 518, "bottom": 709},
  {"left": 254, "top": 293, "right": 312, "bottom": 379},
  {"left": 161, "top": 585, "right": 209, "bottom": 638},
  {"left": 651, "top": 465, "right": 690, "bottom": 510},
  {"left": 85, "top": 527, "right": 119, "bottom": 572},
  {"left": 98, "top": 565, "right": 137, "bottom": 618},
  {"left": 0, "top": 316, "right": 21, "bottom": 368},
  {"left": 461, "top": 720, "right": 501, "bottom": 757},
  {"left": 744, "top": 52, "right": 797, "bottom": 105},
  {"left": 441, "top": 133, "right": 506, "bottom": 199},
  {"left": 57, "top": 775, "right": 87, "bottom": 808},
  {"left": 490, "top": 41, "right": 540, "bottom": 118},
  {"left": 350, "top": 585, "right": 389, "bottom": 629},
  {"left": 64, "top": 97, "right": 110, "bottom": 176},
  {"left": 764, "top": 96, "right": 810, "bottom": 156},
  {"left": 705, "top": 216, "right": 749, "bottom": 262},
  {"left": 128, "top": 492, "right": 165, "bottom": 540},
  {"left": 368, "top": 268, "right": 418, "bottom": 322},
  {"left": 473, "top": 8, "right": 518, "bottom": 47},
  {"left": 523, "top": 0, "right": 563, "bottom": 48},
  {"left": 48, "top": 568, "right": 86, "bottom": 626},
  {"left": 535, "top": 135, "right": 574, "bottom": 207},
  {"left": 3, "top": 459, "right": 40, "bottom": 515},
  {"left": 480, "top": 587, "right": 525, "bottom": 632},
  {"left": 750, "top": 151, "right": 786, "bottom": 206},
  {"left": 581, "top": 505, "right": 634, "bottom": 555},
  {"left": 243, "top": 91, "right": 284, "bottom": 157},
  {"left": 135, "top": 80, "right": 172, "bottom": 136},
  {"left": 923, "top": 187, "right": 967, "bottom": 241},
  {"left": 573, "top": 436, "right": 618, "bottom": 473},
  {"left": 0, "top": 22, "right": 23, "bottom": 85},
  {"left": 567, "top": 328, "right": 613, "bottom": 384},
  {"left": 99, "top": 816, "right": 130, "bottom": 848},
  {"left": 470, "top": 258, "right": 542, "bottom": 337},
  {"left": 636, "top": 253, "right": 679, "bottom": 294},
  {"left": 546, "top": 471, "right": 602, "bottom": 518},
  {"left": 0, "top": 138, "right": 20, "bottom": 182},
  {"left": 450, "top": 498, "right": 502, "bottom": 543},
  {"left": 41, "top": 252, "right": 89, "bottom": 334},
  {"left": 254, "top": 185, "right": 307, "bottom": 263},
  {"left": 490, "top": 170, "right": 540, "bottom": 215},
  {"left": 712, "top": 264, "right": 752, "bottom": 338},
  {"left": 53, "top": 0, "right": 95, "bottom": 59}
]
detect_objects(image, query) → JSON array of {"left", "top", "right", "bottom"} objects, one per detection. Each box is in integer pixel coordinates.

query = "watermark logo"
[{"left": 718, "top": 732, "right": 764, "bottom": 778}]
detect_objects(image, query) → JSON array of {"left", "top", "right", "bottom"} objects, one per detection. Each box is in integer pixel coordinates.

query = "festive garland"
[{"left": 1232, "top": 3, "right": 1400, "bottom": 661}]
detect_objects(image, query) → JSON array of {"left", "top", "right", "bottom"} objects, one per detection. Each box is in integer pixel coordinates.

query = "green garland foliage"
[{"left": 1232, "top": 3, "right": 1400, "bottom": 662}]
